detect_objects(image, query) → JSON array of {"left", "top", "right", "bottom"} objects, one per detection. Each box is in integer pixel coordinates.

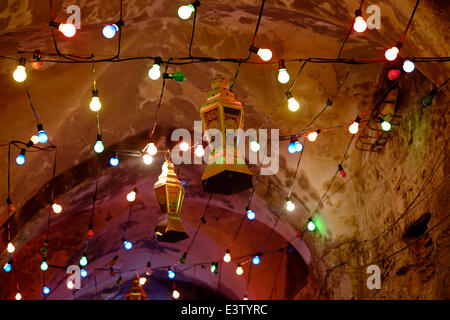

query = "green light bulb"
[
  {"left": 307, "top": 219, "right": 316, "bottom": 232},
  {"left": 172, "top": 71, "right": 185, "bottom": 82},
  {"left": 40, "top": 260, "right": 48, "bottom": 271},
  {"left": 79, "top": 255, "right": 88, "bottom": 267},
  {"left": 210, "top": 263, "right": 218, "bottom": 273}
]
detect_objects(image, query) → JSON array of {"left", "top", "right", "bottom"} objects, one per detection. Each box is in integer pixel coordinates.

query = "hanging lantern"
[
  {"left": 199, "top": 74, "right": 253, "bottom": 194},
  {"left": 153, "top": 160, "right": 189, "bottom": 243},
  {"left": 126, "top": 278, "right": 147, "bottom": 300}
]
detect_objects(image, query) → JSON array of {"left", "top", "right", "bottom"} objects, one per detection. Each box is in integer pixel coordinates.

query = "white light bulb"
[
  {"left": 353, "top": 16, "right": 367, "bottom": 33},
  {"left": 278, "top": 68, "right": 290, "bottom": 84},
  {"left": 143, "top": 154, "right": 153, "bottom": 165},
  {"left": 67, "top": 280, "right": 74, "bottom": 289},
  {"left": 7, "top": 242, "right": 15, "bottom": 253},
  {"left": 13, "top": 65, "right": 27, "bottom": 82},
  {"left": 349, "top": 122, "right": 359, "bottom": 134},
  {"left": 146, "top": 143, "right": 157, "bottom": 156},
  {"left": 286, "top": 200, "right": 295, "bottom": 212},
  {"left": 139, "top": 277, "right": 147, "bottom": 286},
  {"left": 223, "top": 252, "right": 231, "bottom": 263},
  {"left": 288, "top": 97, "right": 300, "bottom": 112},
  {"left": 307, "top": 131, "right": 318, "bottom": 142},
  {"left": 403, "top": 60, "right": 415, "bottom": 73},
  {"left": 257, "top": 48, "right": 272, "bottom": 61},
  {"left": 52, "top": 203, "right": 62, "bottom": 214},
  {"left": 126, "top": 191, "right": 136, "bottom": 202},
  {"left": 148, "top": 64, "right": 161, "bottom": 80},
  {"left": 250, "top": 140, "right": 260, "bottom": 152},
  {"left": 30, "top": 135, "right": 40, "bottom": 145},
  {"left": 89, "top": 96, "right": 101, "bottom": 112},
  {"left": 194, "top": 145, "right": 205, "bottom": 157},
  {"left": 180, "top": 141, "right": 190, "bottom": 152},
  {"left": 15, "top": 292, "right": 22, "bottom": 300},
  {"left": 385, "top": 47, "right": 399, "bottom": 61},
  {"left": 178, "top": 4, "right": 194, "bottom": 20},
  {"left": 172, "top": 289, "right": 180, "bottom": 299},
  {"left": 236, "top": 265, "right": 244, "bottom": 275}
]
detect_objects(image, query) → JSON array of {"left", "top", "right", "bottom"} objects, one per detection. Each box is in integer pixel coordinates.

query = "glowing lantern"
[
  {"left": 153, "top": 160, "right": 189, "bottom": 243},
  {"left": 126, "top": 278, "right": 147, "bottom": 300},
  {"left": 199, "top": 74, "right": 253, "bottom": 194}
]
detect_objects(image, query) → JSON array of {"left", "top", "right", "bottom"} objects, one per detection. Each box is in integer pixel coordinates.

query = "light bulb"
[
  {"left": 31, "top": 60, "right": 43, "bottom": 70},
  {"left": 210, "top": 263, "right": 218, "bottom": 273},
  {"left": 89, "top": 96, "right": 101, "bottom": 112},
  {"left": 250, "top": 140, "right": 260, "bottom": 152},
  {"left": 194, "top": 145, "right": 205, "bottom": 157},
  {"left": 16, "top": 149, "right": 26, "bottom": 165},
  {"left": 102, "top": 24, "right": 118, "bottom": 39},
  {"left": 387, "top": 69, "right": 401, "bottom": 81},
  {"left": 307, "top": 219, "right": 316, "bottom": 231},
  {"left": 252, "top": 255, "right": 260, "bottom": 265},
  {"left": 288, "top": 97, "right": 300, "bottom": 112},
  {"left": 243, "top": 295, "right": 248, "bottom": 300},
  {"left": 278, "top": 68, "right": 290, "bottom": 84},
  {"left": 94, "top": 135, "right": 104, "bottom": 153},
  {"left": 148, "top": 64, "right": 161, "bottom": 80},
  {"left": 143, "top": 154, "right": 153, "bottom": 165},
  {"left": 139, "top": 277, "right": 147, "bottom": 286},
  {"left": 180, "top": 141, "right": 190, "bottom": 152},
  {"left": 67, "top": 280, "right": 74, "bottom": 289},
  {"left": 30, "top": 135, "right": 39, "bottom": 145},
  {"left": 403, "top": 60, "right": 415, "bottom": 73},
  {"left": 13, "top": 65, "right": 27, "bottom": 83},
  {"left": 123, "top": 240, "right": 133, "bottom": 250},
  {"left": 43, "top": 286, "right": 50, "bottom": 295},
  {"left": 80, "top": 269, "right": 88, "bottom": 278},
  {"left": 338, "top": 164, "right": 346, "bottom": 178},
  {"left": 286, "top": 200, "right": 295, "bottom": 212},
  {"left": 349, "top": 121, "right": 360, "bottom": 134},
  {"left": 236, "top": 264, "right": 244, "bottom": 275},
  {"left": 307, "top": 131, "right": 318, "bottom": 142},
  {"left": 178, "top": 4, "right": 195, "bottom": 19},
  {"left": 3, "top": 262, "right": 12, "bottom": 272},
  {"left": 246, "top": 209, "right": 256, "bottom": 220},
  {"left": 15, "top": 291, "right": 22, "bottom": 300},
  {"left": 40, "top": 260, "right": 48, "bottom": 271},
  {"left": 223, "top": 250, "right": 231, "bottom": 263},
  {"left": 126, "top": 190, "right": 136, "bottom": 202},
  {"left": 109, "top": 156, "right": 119, "bottom": 167},
  {"left": 288, "top": 141, "right": 296, "bottom": 154},
  {"left": 353, "top": 16, "right": 367, "bottom": 33},
  {"left": 294, "top": 141, "right": 303, "bottom": 152},
  {"left": 380, "top": 120, "right": 391, "bottom": 132},
  {"left": 79, "top": 255, "right": 88, "bottom": 267},
  {"left": 58, "top": 23, "right": 76, "bottom": 38},
  {"left": 7, "top": 242, "right": 15, "bottom": 253},
  {"left": 37, "top": 124, "right": 48, "bottom": 143},
  {"left": 146, "top": 142, "right": 158, "bottom": 156},
  {"left": 52, "top": 203, "right": 62, "bottom": 214},
  {"left": 257, "top": 48, "right": 272, "bottom": 61},
  {"left": 168, "top": 270, "right": 175, "bottom": 279},
  {"left": 172, "top": 289, "right": 180, "bottom": 299},
  {"left": 385, "top": 46, "right": 399, "bottom": 61}
]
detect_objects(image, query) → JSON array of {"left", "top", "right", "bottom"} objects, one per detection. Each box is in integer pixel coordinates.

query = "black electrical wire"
[
  {"left": 400, "top": 0, "right": 420, "bottom": 43},
  {"left": 149, "top": 63, "right": 169, "bottom": 140}
]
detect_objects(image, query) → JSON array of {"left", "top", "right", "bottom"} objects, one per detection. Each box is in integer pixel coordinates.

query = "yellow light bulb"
[
  {"left": 52, "top": 203, "right": 62, "bottom": 214},
  {"left": 236, "top": 265, "right": 244, "bottom": 275},
  {"left": 146, "top": 143, "right": 157, "bottom": 156},
  {"left": 172, "top": 289, "right": 180, "bottom": 299},
  {"left": 30, "top": 135, "right": 40, "bottom": 145},
  {"left": 307, "top": 131, "right": 318, "bottom": 142},
  {"left": 7, "top": 242, "right": 15, "bottom": 253},
  {"left": 15, "top": 292, "right": 22, "bottom": 300},
  {"left": 13, "top": 65, "right": 27, "bottom": 82},
  {"left": 89, "top": 96, "right": 101, "bottom": 112},
  {"left": 126, "top": 191, "right": 136, "bottom": 202},
  {"left": 288, "top": 97, "right": 300, "bottom": 112},
  {"left": 223, "top": 251, "right": 231, "bottom": 263},
  {"left": 139, "top": 277, "right": 147, "bottom": 286}
]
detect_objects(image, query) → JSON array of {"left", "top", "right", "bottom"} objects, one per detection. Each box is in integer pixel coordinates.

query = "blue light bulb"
[
  {"left": 252, "top": 255, "right": 260, "bottom": 265},
  {"left": 288, "top": 142, "right": 296, "bottom": 154},
  {"left": 38, "top": 130, "right": 48, "bottom": 143},
  {"left": 80, "top": 268, "right": 88, "bottom": 278},
  {"left": 294, "top": 141, "right": 303, "bottom": 152},
  {"left": 3, "top": 263, "right": 12, "bottom": 273},
  {"left": 168, "top": 270, "right": 175, "bottom": 279},
  {"left": 124, "top": 241, "right": 132, "bottom": 250},
  {"left": 16, "top": 149, "right": 26, "bottom": 165},
  {"left": 103, "top": 24, "right": 119, "bottom": 39},
  {"left": 246, "top": 209, "right": 256, "bottom": 220},
  {"left": 43, "top": 286, "right": 50, "bottom": 295},
  {"left": 109, "top": 156, "right": 119, "bottom": 166}
]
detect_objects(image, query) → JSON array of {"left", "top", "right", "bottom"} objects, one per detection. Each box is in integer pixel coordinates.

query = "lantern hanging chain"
[
  {"left": 149, "top": 62, "right": 169, "bottom": 140},
  {"left": 299, "top": 65, "right": 353, "bottom": 136},
  {"left": 229, "top": 0, "right": 266, "bottom": 90}
]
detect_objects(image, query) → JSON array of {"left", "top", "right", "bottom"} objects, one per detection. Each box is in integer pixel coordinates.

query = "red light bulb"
[
  {"left": 387, "top": 69, "right": 401, "bottom": 81},
  {"left": 31, "top": 60, "right": 43, "bottom": 70},
  {"left": 338, "top": 164, "right": 346, "bottom": 178}
]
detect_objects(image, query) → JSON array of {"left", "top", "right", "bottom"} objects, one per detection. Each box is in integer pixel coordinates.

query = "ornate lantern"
[
  {"left": 200, "top": 74, "right": 253, "bottom": 195},
  {"left": 126, "top": 278, "right": 147, "bottom": 300},
  {"left": 153, "top": 160, "right": 189, "bottom": 243}
]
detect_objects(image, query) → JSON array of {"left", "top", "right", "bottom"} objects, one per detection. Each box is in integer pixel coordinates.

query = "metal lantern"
[
  {"left": 200, "top": 74, "right": 253, "bottom": 195},
  {"left": 153, "top": 160, "right": 189, "bottom": 243},
  {"left": 126, "top": 278, "right": 147, "bottom": 300}
]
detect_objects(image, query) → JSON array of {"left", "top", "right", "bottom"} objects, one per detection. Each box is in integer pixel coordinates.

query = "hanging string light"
[
  {"left": 79, "top": 252, "right": 88, "bottom": 267},
  {"left": 387, "top": 69, "right": 401, "bottom": 81},
  {"left": 379, "top": 117, "right": 392, "bottom": 131},
  {"left": 15, "top": 291, "right": 22, "bottom": 300},
  {"left": 403, "top": 60, "right": 415, "bottom": 73},
  {"left": 307, "top": 218, "right": 316, "bottom": 231},
  {"left": 148, "top": 57, "right": 163, "bottom": 80},
  {"left": 285, "top": 91, "right": 300, "bottom": 112},
  {"left": 3, "top": 260, "right": 12, "bottom": 273},
  {"left": 31, "top": 51, "right": 43, "bottom": 70},
  {"left": 93, "top": 134, "right": 104, "bottom": 153},
  {"left": 80, "top": 269, "right": 88, "bottom": 278},
  {"left": 277, "top": 59, "right": 290, "bottom": 84},
  {"left": 349, "top": 116, "right": 361, "bottom": 134},
  {"left": 249, "top": 139, "right": 261, "bottom": 152},
  {"left": 338, "top": 164, "right": 346, "bottom": 178},
  {"left": 142, "top": 154, "right": 153, "bottom": 165},
  {"left": 252, "top": 254, "right": 261, "bottom": 265},
  {"left": 210, "top": 262, "right": 218, "bottom": 274},
  {"left": 49, "top": 21, "right": 76, "bottom": 38},
  {"left": 194, "top": 144, "right": 205, "bottom": 157},
  {"left": 353, "top": 9, "right": 367, "bottom": 33},
  {"left": 123, "top": 239, "right": 133, "bottom": 250},
  {"left": 42, "top": 285, "right": 50, "bottom": 295},
  {"left": 51, "top": 202, "right": 62, "bottom": 214},
  {"left": 13, "top": 58, "right": 27, "bottom": 82},
  {"left": 40, "top": 257, "right": 49, "bottom": 271},
  {"left": 385, "top": 43, "right": 402, "bottom": 61},
  {"left": 37, "top": 124, "right": 48, "bottom": 143},
  {"left": 168, "top": 269, "right": 176, "bottom": 279},
  {"left": 162, "top": 71, "right": 186, "bottom": 82},
  {"left": 7, "top": 242, "right": 16, "bottom": 253},
  {"left": 249, "top": 45, "right": 272, "bottom": 61},
  {"left": 307, "top": 130, "right": 320, "bottom": 142},
  {"left": 15, "top": 149, "right": 26, "bottom": 165},
  {"left": 126, "top": 189, "right": 137, "bottom": 202},
  {"left": 223, "top": 249, "right": 232, "bottom": 263},
  {"left": 109, "top": 153, "right": 119, "bottom": 167},
  {"left": 246, "top": 207, "right": 256, "bottom": 220},
  {"left": 178, "top": 1, "right": 201, "bottom": 20},
  {"left": 235, "top": 264, "right": 244, "bottom": 275},
  {"left": 179, "top": 141, "right": 190, "bottom": 152}
]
